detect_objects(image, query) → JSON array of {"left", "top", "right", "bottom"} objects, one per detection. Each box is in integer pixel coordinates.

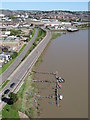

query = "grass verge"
[
  {"left": 0, "top": 58, "right": 16, "bottom": 75},
  {"left": 0, "top": 80, "right": 9, "bottom": 91},
  {"left": 18, "top": 44, "right": 26, "bottom": 55},
  {"left": 28, "top": 28, "right": 35, "bottom": 41},
  {"left": 77, "top": 26, "right": 90, "bottom": 30},
  {"left": 34, "top": 55, "right": 43, "bottom": 68}
]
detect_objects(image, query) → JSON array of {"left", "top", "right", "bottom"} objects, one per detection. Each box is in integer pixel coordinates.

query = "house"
[
  {"left": 5, "top": 31, "right": 10, "bottom": 35},
  {"left": 41, "top": 19, "right": 50, "bottom": 23},
  {"left": 0, "top": 14, "right": 5, "bottom": 18},
  {"left": 0, "top": 53, "right": 11, "bottom": 62}
]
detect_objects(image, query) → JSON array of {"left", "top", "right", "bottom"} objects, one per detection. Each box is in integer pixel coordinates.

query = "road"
[
  {"left": 0, "top": 28, "right": 38, "bottom": 85},
  {"left": 0, "top": 29, "right": 51, "bottom": 111}
]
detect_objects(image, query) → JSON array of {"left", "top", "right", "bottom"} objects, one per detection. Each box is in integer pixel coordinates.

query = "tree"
[
  {"left": 8, "top": 92, "right": 18, "bottom": 104},
  {"left": 2, "top": 47, "right": 8, "bottom": 52}
]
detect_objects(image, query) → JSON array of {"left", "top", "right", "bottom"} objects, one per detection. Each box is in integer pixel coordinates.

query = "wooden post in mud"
[
  {"left": 55, "top": 71, "right": 59, "bottom": 107},
  {"left": 56, "top": 80, "right": 59, "bottom": 107},
  {"left": 55, "top": 80, "right": 59, "bottom": 107}
]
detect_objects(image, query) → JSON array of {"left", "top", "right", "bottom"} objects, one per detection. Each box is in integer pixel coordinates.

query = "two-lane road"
[
  {"left": 0, "top": 28, "right": 38, "bottom": 85},
  {"left": 0, "top": 29, "right": 51, "bottom": 111}
]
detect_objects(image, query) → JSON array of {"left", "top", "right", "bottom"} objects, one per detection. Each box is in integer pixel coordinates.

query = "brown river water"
[{"left": 33, "top": 30, "right": 88, "bottom": 118}]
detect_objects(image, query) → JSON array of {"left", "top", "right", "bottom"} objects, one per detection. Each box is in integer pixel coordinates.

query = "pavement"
[
  {"left": 0, "top": 28, "right": 52, "bottom": 112},
  {"left": 0, "top": 28, "right": 38, "bottom": 85}
]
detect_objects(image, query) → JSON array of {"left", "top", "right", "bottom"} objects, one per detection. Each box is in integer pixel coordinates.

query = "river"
[{"left": 33, "top": 30, "right": 88, "bottom": 118}]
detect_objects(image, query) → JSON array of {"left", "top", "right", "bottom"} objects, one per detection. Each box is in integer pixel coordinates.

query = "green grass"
[
  {"left": 2, "top": 104, "right": 20, "bottom": 120},
  {"left": 77, "top": 26, "right": 90, "bottom": 30},
  {"left": 28, "top": 28, "right": 35, "bottom": 41},
  {"left": 35, "top": 28, "right": 46, "bottom": 43},
  {"left": 0, "top": 80, "right": 9, "bottom": 91},
  {"left": 0, "top": 44, "right": 26, "bottom": 75},
  {"left": 21, "top": 45, "right": 34, "bottom": 62},
  {"left": 0, "top": 58, "right": 16, "bottom": 75},
  {"left": 32, "top": 28, "right": 35, "bottom": 37},
  {"left": 51, "top": 32, "right": 61, "bottom": 40},
  {"left": 34, "top": 55, "right": 43, "bottom": 67},
  {"left": 18, "top": 44, "right": 26, "bottom": 55}
]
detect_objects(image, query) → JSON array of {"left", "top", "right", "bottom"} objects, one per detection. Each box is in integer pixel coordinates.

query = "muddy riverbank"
[{"left": 33, "top": 30, "right": 88, "bottom": 118}]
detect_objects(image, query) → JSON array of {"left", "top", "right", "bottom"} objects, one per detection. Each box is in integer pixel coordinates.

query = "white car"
[
  {"left": 0, "top": 99, "right": 1, "bottom": 103},
  {"left": 4, "top": 61, "right": 7, "bottom": 64}
]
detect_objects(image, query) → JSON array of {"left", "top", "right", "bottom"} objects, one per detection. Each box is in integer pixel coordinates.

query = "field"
[{"left": 0, "top": 80, "right": 9, "bottom": 91}]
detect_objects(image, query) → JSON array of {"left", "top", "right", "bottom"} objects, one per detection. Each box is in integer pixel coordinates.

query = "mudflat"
[{"left": 33, "top": 30, "right": 88, "bottom": 118}]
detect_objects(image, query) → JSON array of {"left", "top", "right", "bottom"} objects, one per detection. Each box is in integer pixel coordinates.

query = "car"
[
  {"left": 4, "top": 89, "right": 10, "bottom": 94},
  {"left": 4, "top": 61, "right": 7, "bottom": 64},
  {"left": 10, "top": 83, "right": 15, "bottom": 88},
  {"left": 0, "top": 98, "right": 2, "bottom": 103}
]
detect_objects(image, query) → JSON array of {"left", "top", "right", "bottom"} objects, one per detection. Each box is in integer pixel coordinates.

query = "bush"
[
  {"left": 10, "top": 29, "right": 21, "bottom": 36},
  {"left": 1, "top": 94, "right": 5, "bottom": 99},
  {"left": 33, "top": 42, "right": 37, "bottom": 47},
  {"left": 11, "top": 52, "right": 18, "bottom": 59}
]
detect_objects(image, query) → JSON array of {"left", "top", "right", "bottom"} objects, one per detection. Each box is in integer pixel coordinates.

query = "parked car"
[
  {"left": 4, "top": 89, "right": 10, "bottom": 94},
  {"left": 0, "top": 98, "right": 2, "bottom": 103},
  {"left": 10, "top": 83, "right": 15, "bottom": 88}
]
